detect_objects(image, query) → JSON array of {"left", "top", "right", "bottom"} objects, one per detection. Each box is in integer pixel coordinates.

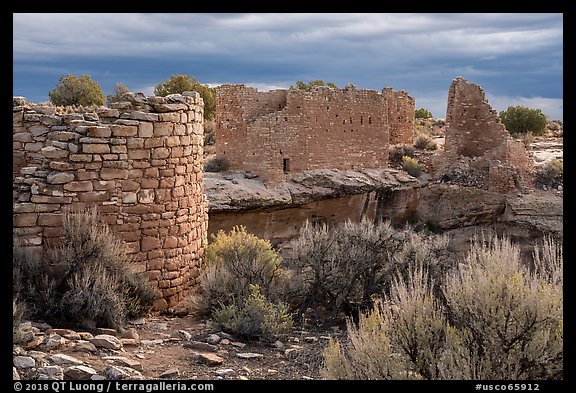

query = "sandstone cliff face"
[
  {"left": 205, "top": 169, "right": 419, "bottom": 243},
  {"left": 205, "top": 169, "right": 562, "bottom": 251}
]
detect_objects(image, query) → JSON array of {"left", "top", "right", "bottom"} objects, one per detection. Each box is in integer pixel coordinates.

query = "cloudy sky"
[{"left": 13, "top": 13, "right": 563, "bottom": 119}]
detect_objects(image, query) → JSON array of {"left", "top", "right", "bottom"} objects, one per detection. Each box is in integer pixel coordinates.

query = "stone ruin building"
[
  {"left": 13, "top": 93, "right": 208, "bottom": 310},
  {"left": 215, "top": 84, "right": 415, "bottom": 182},
  {"left": 439, "top": 77, "right": 533, "bottom": 193}
]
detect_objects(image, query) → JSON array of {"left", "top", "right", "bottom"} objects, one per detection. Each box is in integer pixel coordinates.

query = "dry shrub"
[
  {"left": 535, "top": 159, "right": 563, "bottom": 189},
  {"left": 442, "top": 236, "right": 563, "bottom": 379},
  {"left": 414, "top": 135, "right": 437, "bottom": 150},
  {"left": 322, "top": 235, "right": 563, "bottom": 380},
  {"left": 13, "top": 208, "right": 157, "bottom": 329},
  {"left": 204, "top": 156, "right": 230, "bottom": 172},
  {"left": 389, "top": 144, "right": 415, "bottom": 166},
  {"left": 212, "top": 284, "right": 292, "bottom": 341},
  {"left": 285, "top": 219, "right": 453, "bottom": 318}
]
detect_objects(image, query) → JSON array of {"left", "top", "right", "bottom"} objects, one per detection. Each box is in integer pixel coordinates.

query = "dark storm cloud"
[{"left": 13, "top": 13, "right": 562, "bottom": 119}]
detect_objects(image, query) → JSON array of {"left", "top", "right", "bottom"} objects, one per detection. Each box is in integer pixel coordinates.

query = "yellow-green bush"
[
  {"left": 196, "top": 226, "right": 288, "bottom": 315},
  {"left": 402, "top": 155, "right": 423, "bottom": 177}
]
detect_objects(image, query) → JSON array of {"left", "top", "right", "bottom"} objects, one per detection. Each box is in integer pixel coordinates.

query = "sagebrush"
[
  {"left": 13, "top": 208, "right": 157, "bottom": 329},
  {"left": 389, "top": 144, "right": 415, "bottom": 166},
  {"left": 212, "top": 284, "right": 293, "bottom": 340},
  {"left": 322, "top": 235, "right": 563, "bottom": 380},
  {"left": 204, "top": 156, "right": 231, "bottom": 172},
  {"left": 414, "top": 135, "right": 437, "bottom": 150},
  {"left": 285, "top": 219, "right": 453, "bottom": 318}
]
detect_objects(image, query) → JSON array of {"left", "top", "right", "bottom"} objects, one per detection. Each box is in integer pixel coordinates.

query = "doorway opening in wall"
[{"left": 283, "top": 158, "right": 291, "bottom": 173}]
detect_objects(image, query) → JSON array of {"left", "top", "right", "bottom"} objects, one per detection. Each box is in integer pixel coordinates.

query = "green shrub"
[
  {"left": 204, "top": 156, "right": 230, "bottom": 172},
  {"left": 402, "top": 155, "right": 423, "bottom": 177},
  {"left": 321, "top": 235, "right": 563, "bottom": 380},
  {"left": 285, "top": 219, "right": 452, "bottom": 318},
  {"left": 414, "top": 108, "right": 433, "bottom": 119},
  {"left": 13, "top": 208, "right": 157, "bottom": 330},
  {"left": 49, "top": 75, "right": 105, "bottom": 106},
  {"left": 212, "top": 284, "right": 293, "bottom": 340},
  {"left": 535, "top": 159, "right": 563, "bottom": 189},
  {"left": 414, "top": 135, "right": 437, "bottom": 150},
  {"left": 500, "top": 105, "right": 547, "bottom": 135},
  {"left": 389, "top": 144, "right": 415, "bottom": 166},
  {"left": 196, "top": 226, "right": 287, "bottom": 315}
]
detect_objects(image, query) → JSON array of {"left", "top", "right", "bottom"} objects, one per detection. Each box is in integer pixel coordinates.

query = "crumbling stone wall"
[
  {"left": 215, "top": 84, "right": 415, "bottom": 182},
  {"left": 443, "top": 77, "right": 533, "bottom": 192},
  {"left": 12, "top": 93, "right": 208, "bottom": 310}
]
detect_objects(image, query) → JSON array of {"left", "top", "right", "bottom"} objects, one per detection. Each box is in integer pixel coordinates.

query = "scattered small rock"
[
  {"left": 231, "top": 341, "right": 246, "bottom": 348},
  {"left": 14, "top": 356, "right": 35, "bottom": 369},
  {"left": 121, "top": 328, "right": 140, "bottom": 340},
  {"left": 129, "top": 317, "right": 146, "bottom": 325},
  {"left": 217, "top": 332, "right": 234, "bottom": 340},
  {"left": 36, "top": 365, "right": 64, "bottom": 380},
  {"left": 135, "top": 354, "right": 146, "bottom": 359},
  {"left": 288, "top": 337, "right": 300, "bottom": 343},
  {"left": 44, "top": 334, "right": 66, "bottom": 350},
  {"left": 46, "top": 328, "right": 76, "bottom": 336},
  {"left": 91, "top": 375, "right": 106, "bottom": 381},
  {"left": 284, "top": 346, "right": 303, "bottom": 360},
  {"left": 215, "top": 368, "right": 235, "bottom": 376},
  {"left": 78, "top": 332, "right": 94, "bottom": 341},
  {"left": 220, "top": 338, "right": 231, "bottom": 345},
  {"left": 49, "top": 354, "right": 84, "bottom": 366},
  {"left": 206, "top": 334, "right": 221, "bottom": 345},
  {"left": 73, "top": 341, "right": 98, "bottom": 353},
  {"left": 238, "top": 375, "right": 249, "bottom": 380},
  {"left": 148, "top": 322, "right": 168, "bottom": 331},
  {"left": 302, "top": 376, "right": 314, "bottom": 380},
  {"left": 23, "top": 335, "right": 44, "bottom": 350},
  {"left": 271, "top": 340, "right": 284, "bottom": 349},
  {"left": 184, "top": 341, "right": 219, "bottom": 353},
  {"left": 120, "top": 339, "right": 140, "bottom": 347},
  {"left": 105, "top": 365, "right": 144, "bottom": 380},
  {"left": 90, "top": 334, "right": 123, "bottom": 350},
  {"left": 268, "top": 369, "right": 278, "bottom": 374},
  {"left": 319, "top": 336, "right": 331, "bottom": 341},
  {"left": 18, "top": 331, "right": 35, "bottom": 343},
  {"left": 159, "top": 368, "right": 180, "bottom": 378},
  {"left": 13, "top": 367, "right": 20, "bottom": 380},
  {"left": 190, "top": 351, "right": 224, "bottom": 366},
  {"left": 102, "top": 356, "right": 143, "bottom": 371},
  {"left": 141, "top": 339, "right": 164, "bottom": 346},
  {"left": 95, "top": 328, "right": 118, "bottom": 336},
  {"left": 32, "top": 322, "right": 52, "bottom": 331},
  {"left": 236, "top": 352, "right": 264, "bottom": 360},
  {"left": 64, "top": 365, "right": 97, "bottom": 380},
  {"left": 64, "top": 333, "right": 82, "bottom": 341},
  {"left": 304, "top": 336, "right": 318, "bottom": 343},
  {"left": 176, "top": 330, "right": 192, "bottom": 341}
]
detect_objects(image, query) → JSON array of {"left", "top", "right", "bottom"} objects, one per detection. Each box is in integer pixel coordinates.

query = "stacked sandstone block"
[{"left": 13, "top": 93, "right": 208, "bottom": 310}]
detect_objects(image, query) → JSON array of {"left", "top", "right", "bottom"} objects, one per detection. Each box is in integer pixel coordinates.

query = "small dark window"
[
  {"left": 360, "top": 116, "right": 363, "bottom": 125},
  {"left": 283, "top": 158, "right": 291, "bottom": 173},
  {"left": 368, "top": 117, "right": 372, "bottom": 124}
]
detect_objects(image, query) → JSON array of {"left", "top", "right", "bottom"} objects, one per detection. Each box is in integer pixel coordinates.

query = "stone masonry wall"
[
  {"left": 13, "top": 93, "right": 208, "bottom": 310},
  {"left": 215, "top": 84, "right": 415, "bottom": 182},
  {"left": 443, "top": 77, "right": 533, "bottom": 192}
]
